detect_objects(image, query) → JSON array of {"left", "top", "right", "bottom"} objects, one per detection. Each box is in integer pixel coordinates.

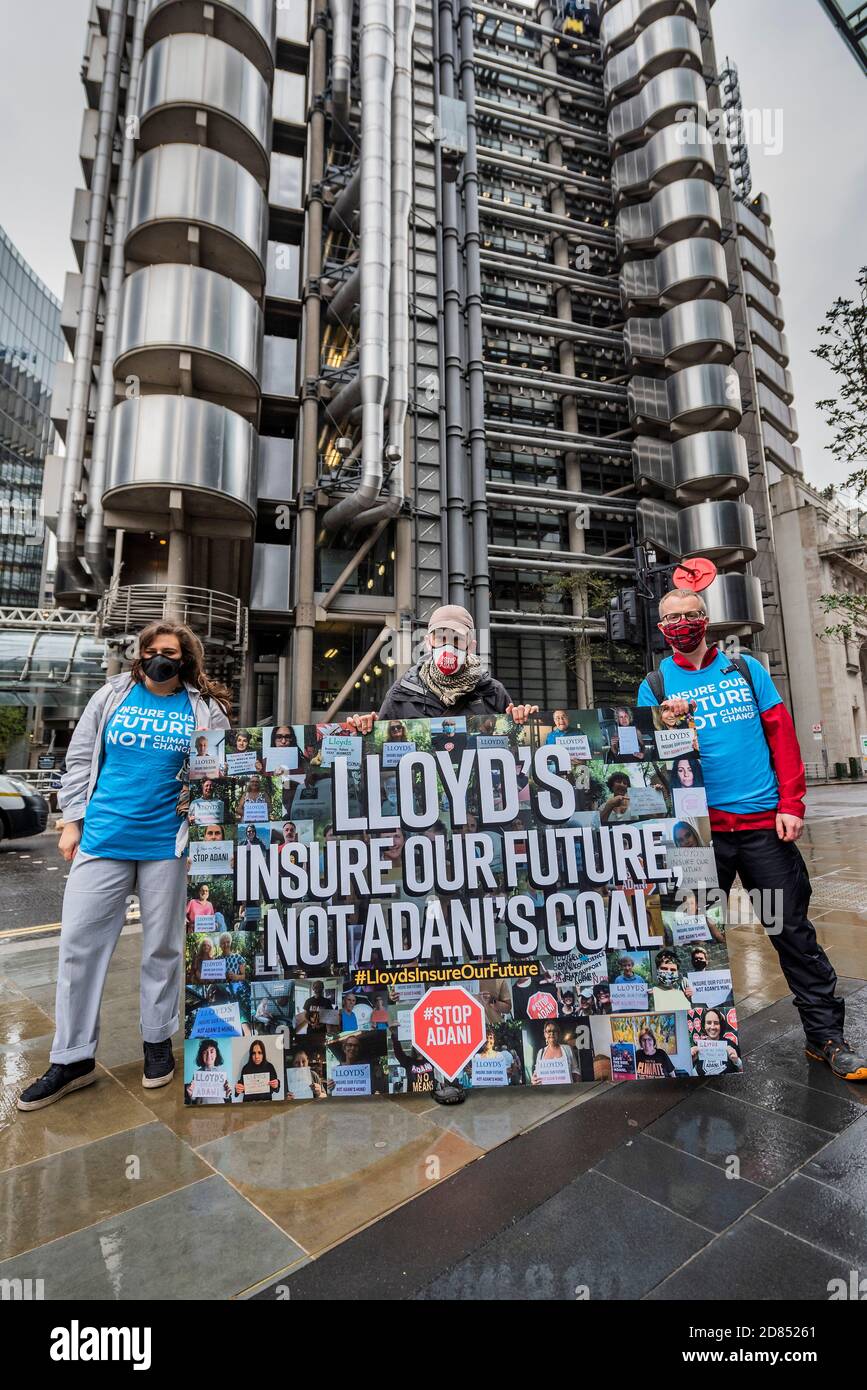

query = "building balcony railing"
[{"left": 98, "top": 583, "right": 248, "bottom": 652}]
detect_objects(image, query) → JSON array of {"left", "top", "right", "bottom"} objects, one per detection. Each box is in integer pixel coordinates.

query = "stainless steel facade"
[{"left": 43, "top": 0, "right": 806, "bottom": 723}]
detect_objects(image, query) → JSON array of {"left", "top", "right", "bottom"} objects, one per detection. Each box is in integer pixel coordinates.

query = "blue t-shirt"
[
  {"left": 81, "top": 684, "right": 194, "bottom": 859},
  {"left": 636, "top": 650, "right": 782, "bottom": 815}
]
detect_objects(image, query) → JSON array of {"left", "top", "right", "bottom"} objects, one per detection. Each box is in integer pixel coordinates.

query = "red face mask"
[{"left": 662, "top": 616, "right": 708, "bottom": 653}]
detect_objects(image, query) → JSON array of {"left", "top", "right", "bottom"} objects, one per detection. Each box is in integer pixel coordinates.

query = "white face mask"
[{"left": 433, "top": 643, "right": 466, "bottom": 676}]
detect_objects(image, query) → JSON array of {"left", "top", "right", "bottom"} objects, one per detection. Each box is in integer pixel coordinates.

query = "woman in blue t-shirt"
[{"left": 18, "top": 621, "right": 231, "bottom": 1112}]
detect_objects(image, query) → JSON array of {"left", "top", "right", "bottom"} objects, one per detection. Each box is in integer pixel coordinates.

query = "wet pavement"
[{"left": 0, "top": 789, "right": 864, "bottom": 1300}]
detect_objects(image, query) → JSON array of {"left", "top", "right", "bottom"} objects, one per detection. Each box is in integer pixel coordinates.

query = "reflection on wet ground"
[{"left": 0, "top": 792, "right": 864, "bottom": 1299}]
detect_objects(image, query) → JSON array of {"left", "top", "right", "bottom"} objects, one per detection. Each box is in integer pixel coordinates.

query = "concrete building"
[
  {"left": 33, "top": 0, "right": 810, "bottom": 741},
  {"left": 771, "top": 472, "right": 867, "bottom": 771},
  {"left": 0, "top": 225, "right": 64, "bottom": 609}
]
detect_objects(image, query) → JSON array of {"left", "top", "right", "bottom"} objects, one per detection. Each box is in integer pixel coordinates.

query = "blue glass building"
[{"left": 0, "top": 225, "right": 64, "bottom": 607}]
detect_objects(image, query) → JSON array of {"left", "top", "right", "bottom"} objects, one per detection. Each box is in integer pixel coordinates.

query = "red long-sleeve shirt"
[{"left": 667, "top": 648, "right": 806, "bottom": 832}]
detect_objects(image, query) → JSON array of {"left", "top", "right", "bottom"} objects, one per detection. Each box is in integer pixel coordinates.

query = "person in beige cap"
[{"left": 352, "top": 605, "right": 538, "bottom": 730}]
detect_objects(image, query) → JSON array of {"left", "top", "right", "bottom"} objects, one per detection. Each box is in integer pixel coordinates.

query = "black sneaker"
[
  {"left": 142, "top": 1039, "right": 175, "bottom": 1089},
  {"left": 432, "top": 1079, "right": 467, "bottom": 1106},
  {"left": 17, "top": 1059, "right": 97, "bottom": 1111},
  {"left": 804, "top": 1038, "right": 867, "bottom": 1083}
]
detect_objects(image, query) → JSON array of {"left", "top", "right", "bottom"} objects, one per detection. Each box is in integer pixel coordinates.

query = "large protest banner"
[{"left": 182, "top": 708, "right": 741, "bottom": 1103}]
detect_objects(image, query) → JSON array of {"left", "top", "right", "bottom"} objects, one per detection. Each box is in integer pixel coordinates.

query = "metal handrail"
[{"left": 98, "top": 583, "right": 249, "bottom": 651}]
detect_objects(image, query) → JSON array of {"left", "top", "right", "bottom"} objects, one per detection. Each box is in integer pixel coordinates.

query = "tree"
[
  {"left": 0, "top": 709, "right": 26, "bottom": 765},
  {"left": 812, "top": 266, "right": 867, "bottom": 639}
]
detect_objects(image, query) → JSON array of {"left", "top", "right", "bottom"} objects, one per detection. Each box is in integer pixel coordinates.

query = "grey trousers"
[{"left": 51, "top": 850, "right": 187, "bottom": 1064}]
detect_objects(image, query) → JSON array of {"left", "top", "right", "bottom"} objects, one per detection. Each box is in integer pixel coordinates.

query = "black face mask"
[{"left": 141, "top": 653, "right": 183, "bottom": 683}]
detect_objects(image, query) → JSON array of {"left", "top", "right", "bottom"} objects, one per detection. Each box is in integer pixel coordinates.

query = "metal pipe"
[
  {"left": 483, "top": 425, "right": 632, "bottom": 457},
  {"left": 459, "top": 0, "right": 490, "bottom": 643},
  {"left": 324, "top": 0, "right": 394, "bottom": 532},
  {"left": 349, "top": 0, "right": 416, "bottom": 531},
  {"left": 291, "top": 0, "right": 329, "bottom": 721},
  {"left": 436, "top": 0, "right": 467, "bottom": 602},
  {"left": 482, "top": 367, "right": 627, "bottom": 401},
  {"left": 490, "top": 621, "right": 606, "bottom": 636},
  {"left": 324, "top": 625, "right": 392, "bottom": 718},
  {"left": 85, "top": 0, "right": 145, "bottom": 590},
  {"left": 327, "top": 164, "right": 360, "bottom": 231},
  {"left": 56, "top": 0, "right": 129, "bottom": 587},
  {"left": 328, "top": 0, "right": 353, "bottom": 131},
  {"left": 325, "top": 265, "right": 361, "bottom": 326}
]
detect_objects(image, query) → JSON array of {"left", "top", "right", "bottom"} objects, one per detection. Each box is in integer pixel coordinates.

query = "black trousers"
[{"left": 712, "top": 829, "right": 845, "bottom": 1044}]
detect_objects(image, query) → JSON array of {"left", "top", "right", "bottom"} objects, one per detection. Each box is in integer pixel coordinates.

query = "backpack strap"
[
  {"left": 644, "top": 667, "right": 666, "bottom": 704},
  {"left": 728, "top": 654, "right": 759, "bottom": 707}
]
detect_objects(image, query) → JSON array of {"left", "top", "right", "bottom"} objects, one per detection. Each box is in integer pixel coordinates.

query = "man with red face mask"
[
  {"left": 352, "top": 605, "right": 538, "bottom": 725},
  {"left": 637, "top": 587, "right": 866, "bottom": 1083}
]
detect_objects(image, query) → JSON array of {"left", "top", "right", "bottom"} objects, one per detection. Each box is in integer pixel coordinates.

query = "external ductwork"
[
  {"left": 608, "top": 67, "right": 707, "bottom": 152},
  {"left": 628, "top": 364, "right": 743, "bottom": 435},
  {"left": 616, "top": 178, "right": 721, "bottom": 254},
  {"left": 329, "top": 0, "right": 353, "bottom": 131},
  {"left": 56, "top": 0, "right": 128, "bottom": 589},
  {"left": 328, "top": 165, "right": 361, "bottom": 231},
  {"left": 324, "top": 0, "right": 395, "bottom": 532},
  {"left": 624, "top": 300, "right": 736, "bottom": 370},
  {"left": 351, "top": 0, "right": 416, "bottom": 531},
  {"left": 600, "top": 0, "right": 697, "bottom": 58},
  {"left": 603, "top": 16, "right": 703, "bottom": 102},
  {"left": 612, "top": 122, "right": 715, "bottom": 205},
  {"left": 633, "top": 430, "right": 750, "bottom": 501},
  {"left": 84, "top": 0, "right": 146, "bottom": 590},
  {"left": 620, "top": 237, "right": 728, "bottom": 310}
]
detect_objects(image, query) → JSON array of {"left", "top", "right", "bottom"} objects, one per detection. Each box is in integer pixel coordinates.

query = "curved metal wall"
[
  {"left": 126, "top": 142, "right": 268, "bottom": 286},
  {"left": 137, "top": 33, "right": 271, "bottom": 182},
  {"left": 104, "top": 393, "right": 258, "bottom": 520},
  {"left": 115, "top": 262, "right": 263, "bottom": 399},
  {"left": 602, "top": 0, "right": 764, "bottom": 631},
  {"left": 143, "top": 0, "right": 276, "bottom": 80}
]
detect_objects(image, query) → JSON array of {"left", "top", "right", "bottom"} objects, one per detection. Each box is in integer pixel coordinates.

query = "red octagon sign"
[{"left": 410, "top": 986, "right": 486, "bottom": 1082}]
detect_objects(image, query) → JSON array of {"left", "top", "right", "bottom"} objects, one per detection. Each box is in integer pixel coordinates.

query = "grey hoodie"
[{"left": 59, "top": 672, "right": 231, "bottom": 857}]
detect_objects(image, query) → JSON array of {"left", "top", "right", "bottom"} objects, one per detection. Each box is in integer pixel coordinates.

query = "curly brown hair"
[{"left": 129, "top": 621, "right": 232, "bottom": 716}]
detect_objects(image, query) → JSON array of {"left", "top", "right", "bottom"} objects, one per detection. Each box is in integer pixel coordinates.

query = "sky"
[{"left": 0, "top": 0, "right": 864, "bottom": 487}]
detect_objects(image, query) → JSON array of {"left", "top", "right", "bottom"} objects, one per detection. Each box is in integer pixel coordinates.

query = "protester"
[
  {"left": 184, "top": 1039, "right": 233, "bottom": 1105},
  {"left": 531, "top": 1022, "right": 580, "bottom": 1084},
  {"left": 635, "top": 1028, "right": 676, "bottom": 1079},
  {"left": 350, "top": 605, "right": 538, "bottom": 724},
  {"left": 638, "top": 585, "right": 866, "bottom": 1082},
  {"left": 18, "top": 622, "right": 231, "bottom": 1111},
  {"left": 235, "top": 1039, "right": 281, "bottom": 1101}
]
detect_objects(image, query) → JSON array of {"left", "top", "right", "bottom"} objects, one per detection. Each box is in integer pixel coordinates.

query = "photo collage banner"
[{"left": 182, "top": 708, "right": 741, "bottom": 1103}]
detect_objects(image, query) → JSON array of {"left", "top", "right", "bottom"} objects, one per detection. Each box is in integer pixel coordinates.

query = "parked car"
[{"left": 0, "top": 774, "right": 50, "bottom": 841}]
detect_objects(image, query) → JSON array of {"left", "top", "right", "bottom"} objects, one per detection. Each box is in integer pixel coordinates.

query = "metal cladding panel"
[
  {"left": 617, "top": 178, "right": 721, "bottom": 254},
  {"left": 703, "top": 572, "right": 765, "bottom": 634},
  {"left": 116, "top": 262, "right": 263, "bottom": 384},
  {"left": 104, "top": 393, "right": 258, "bottom": 518},
  {"left": 667, "top": 363, "right": 743, "bottom": 430},
  {"left": 601, "top": 0, "right": 697, "bottom": 57},
  {"left": 621, "top": 236, "right": 728, "bottom": 308},
  {"left": 612, "top": 123, "right": 715, "bottom": 204},
  {"left": 626, "top": 300, "right": 735, "bottom": 368},
  {"left": 127, "top": 143, "right": 268, "bottom": 280},
  {"left": 142, "top": 0, "right": 276, "bottom": 78},
  {"left": 671, "top": 429, "right": 750, "bottom": 494},
  {"left": 138, "top": 34, "right": 271, "bottom": 177},
  {"left": 608, "top": 67, "right": 707, "bottom": 150},
  {"left": 677, "top": 499, "right": 757, "bottom": 562},
  {"left": 604, "top": 15, "right": 703, "bottom": 101}
]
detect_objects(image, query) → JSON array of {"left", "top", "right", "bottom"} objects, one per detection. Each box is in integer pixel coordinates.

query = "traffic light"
[{"left": 607, "top": 587, "right": 641, "bottom": 646}]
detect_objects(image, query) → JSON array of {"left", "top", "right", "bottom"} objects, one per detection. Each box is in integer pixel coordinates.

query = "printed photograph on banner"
[
  {"left": 524, "top": 1018, "right": 589, "bottom": 1085},
  {"left": 184, "top": 1037, "right": 234, "bottom": 1104},
  {"left": 688, "top": 1004, "right": 742, "bottom": 1076},
  {"left": 184, "top": 715, "right": 737, "bottom": 1102},
  {"left": 224, "top": 728, "right": 265, "bottom": 776},
  {"left": 229, "top": 1035, "right": 285, "bottom": 1102},
  {"left": 184, "top": 983, "right": 251, "bottom": 1040},
  {"left": 598, "top": 704, "right": 659, "bottom": 763},
  {"left": 325, "top": 1028, "right": 388, "bottom": 1096},
  {"left": 185, "top": 877, "right": 234, "bottom": 932},
  {"left": 188, "top": 822, "right": 235, "bottom": 876},
  {"left": 651, "top": 703, "right": 700, "bottom": 760},
  {"left": 261, "top": 724, "right": 305, "bottom": 774},
  {"left": 250, "top": 979, "right": 294, "bottom": 1036},
  {"left": 537, "top": 708, "right": 605, "bottom": 760},
  {"left": 189, "top": 729, "right": 226, "bottom": 781},
  {"left": 188, "top": 777, "right": 228, "bottom": 827}
]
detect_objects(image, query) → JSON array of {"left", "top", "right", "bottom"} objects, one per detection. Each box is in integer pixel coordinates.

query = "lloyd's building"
[{"left": 33, "top": 0, "right": 803, "bottom": 745}]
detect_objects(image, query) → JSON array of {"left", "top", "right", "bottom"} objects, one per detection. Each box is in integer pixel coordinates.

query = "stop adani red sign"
[{"left": 410, "top": 986, "right": 486, "bottom": 1081}]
